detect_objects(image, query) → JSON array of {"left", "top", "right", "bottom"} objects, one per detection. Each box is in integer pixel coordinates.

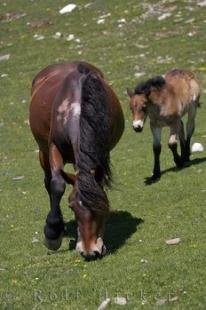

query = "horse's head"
[
  {"left": 127, "top": 88, "right": 147, "bottom": 132},
  {"left": 69, "top": 178, "right": 108, "bottom": 261}
]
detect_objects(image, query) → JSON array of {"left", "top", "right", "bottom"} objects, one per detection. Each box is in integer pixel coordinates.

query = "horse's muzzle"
[
  {"left": 80, "top": 244, "right": 107, "bottom": 261},
  {"left": 133, "top": 125, "right": 143, "bottom": 132}
]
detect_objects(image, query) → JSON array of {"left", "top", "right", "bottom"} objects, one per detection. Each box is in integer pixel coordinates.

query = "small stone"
[
  {"left": 166, "top": 238, "right": 181, "bottom": 245},
  {"left": 156, "top": 298, "right": 167, "bottom": 306},
  {"left": 191, "top": 142, "right": 204, "bottom": 153},
  {"left": 53, "top": 32, "right": 62, "bottom": 39},
  {"left": 12, "top": 175, "right": 25, "bottom": 181},
  {"left": 198, "top": 1, "right": 206, "bottom": 7},
  {"left": 158, "top": 13, "right": 172, "bottom": 21},
  {"left": 0, "top": 54, "right": 10, "bottom": 61},
  {"left": 97, "top": 18, "right": 105, "bottom": 24},
  {"left": 169, "top": 296, "right": 178, "bottom": 302},
  {"left": 33, "top": 34, "right": 45, "bottom": 41},
  {"left": 59, "top": 4, "right": 77, "bottom": 14},
  {"left": 66, "top": 34, "right": 75, "bottom": 41},
  {"left": 97, "top": 298, "right": 111, "bottom": 310},
  {"left": 114, "top": 296, "right": 127, "bottom": 305}
]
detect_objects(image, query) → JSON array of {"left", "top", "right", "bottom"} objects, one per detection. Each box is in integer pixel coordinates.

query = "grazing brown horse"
[
  {"left": 29, "top": 61, "right": 124, "bottom": 260},
  {"left": 127, "top": 69, "right": 200, "bottom": 182}
]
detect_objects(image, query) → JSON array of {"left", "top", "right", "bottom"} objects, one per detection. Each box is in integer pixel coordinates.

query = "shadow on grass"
[
  {"left": 144, "top": 156, "right": 206, "bottom": 186},
  {"left": 63, "top": 211, "right": 143, "bottom": 254}
]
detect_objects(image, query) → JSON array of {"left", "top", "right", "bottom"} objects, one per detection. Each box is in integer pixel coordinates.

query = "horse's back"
[
  {"left": 29, "top": 61, "right": 124, "bottom": 153},
  {"left": 165, "top": 69, "right": 200, "bottom": 103}
]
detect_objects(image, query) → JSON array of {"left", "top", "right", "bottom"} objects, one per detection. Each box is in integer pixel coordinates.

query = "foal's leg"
[
  {"left": 185, "top": 105, "right": 196, "bottom": 161},
  {"left": 178, "top": 120, "right": 187, "bottom": 162},
  {"left": 168, "top": 123, "right": 183, "bottom": 167},
  {"left": 44, "top": 144, "right": 66, "bottom": 250},
  {"left": 150, "top": 125, "right": 162, "bottom": 180}
]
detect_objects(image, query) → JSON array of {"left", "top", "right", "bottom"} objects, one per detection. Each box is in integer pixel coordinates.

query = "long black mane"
[
  {"left": 135, "top": 76, "right": 166, "bottom": 95},
  {"left": 76, "top": 63, "right": 111, "bottom": 213}
]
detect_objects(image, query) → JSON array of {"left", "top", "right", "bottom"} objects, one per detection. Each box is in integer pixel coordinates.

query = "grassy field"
[{"left": 1, "top": 0, "right": 206, "bottom": 309}]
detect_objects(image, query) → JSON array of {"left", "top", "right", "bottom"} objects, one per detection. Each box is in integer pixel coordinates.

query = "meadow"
[{"left": 0, "top": 0, "right": 206, "bottom": 309}]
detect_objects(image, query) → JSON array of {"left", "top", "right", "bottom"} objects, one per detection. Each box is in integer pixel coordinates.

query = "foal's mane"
[{"left": 135, "top": 76, "right": 166, "bottom": 96}]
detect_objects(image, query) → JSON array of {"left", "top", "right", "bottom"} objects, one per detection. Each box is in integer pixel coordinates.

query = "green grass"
[{"left": 1, "top": 0, "right": 206, "bottom": 309}]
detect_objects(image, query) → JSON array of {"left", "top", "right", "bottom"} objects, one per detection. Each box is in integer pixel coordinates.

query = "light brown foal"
[{"left": 127, "top": 69, "right": 200, "bottom": 183}]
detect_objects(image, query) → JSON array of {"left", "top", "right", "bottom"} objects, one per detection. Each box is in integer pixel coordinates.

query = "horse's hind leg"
[
  {"left": 41, "top": 145, "right": 66, "bottom": 250},
  {"left": 185, "top": 105, "right": 196, "bottom": 161},
  {"left": 178, "top": 120, "right": 187, "bottom": 162},
  {"left": 168, "top": 123, "right": 183, "bottom": 168}
]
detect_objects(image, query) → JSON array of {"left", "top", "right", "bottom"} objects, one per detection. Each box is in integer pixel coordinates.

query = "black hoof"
[
  {"left": 144, "top": 173, "right": 161, "bottom": 185},
  {"left": 175, "top": 160, "right": 184, "bottom": 168},
  {"left": 44, "top": 234, "right": 63, "bottom": 251}
]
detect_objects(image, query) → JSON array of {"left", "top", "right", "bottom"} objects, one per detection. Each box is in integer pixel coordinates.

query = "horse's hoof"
[
  {"left": 176, "top": 162, "right": 184, "bottom": 168},
  {"left": 44, "top": 234, "right": 63, "bottom": 251},
  {"left": 144, "top": 174, "right": 160, "bottom": 185}
]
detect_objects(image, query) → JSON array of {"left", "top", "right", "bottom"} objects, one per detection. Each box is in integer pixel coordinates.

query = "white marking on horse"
[
  {"left": 57, "top": 99, "right": 69, "bottom": 113},
  {"left": 169, "top": 134, "right": 178, "bottom": 145},
  {"left": 133, "top": 120, "right": 144, "bottom": 128},
  {"left": 57, "top": 100, "right": 81, "bottom": 125},
  {"left": 192, "top": 94, "right": 197, "bottom": 101},
  {"left": 70, "top": 102, "right": 81, "bottom": 117}
]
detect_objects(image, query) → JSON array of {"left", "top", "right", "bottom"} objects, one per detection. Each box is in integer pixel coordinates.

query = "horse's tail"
[{"left": 75, "top": 64, "right": 112, "bottom": 212}]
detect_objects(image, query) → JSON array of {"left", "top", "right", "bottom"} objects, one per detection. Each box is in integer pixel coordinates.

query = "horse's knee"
[{"left": 50, "top": 174, "right": 66, "bottom": 198}]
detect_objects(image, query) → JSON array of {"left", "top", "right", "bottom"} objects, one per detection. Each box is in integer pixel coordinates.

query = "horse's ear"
[{"left": 126, "top": 88, "right": 134, "bottom": 98}]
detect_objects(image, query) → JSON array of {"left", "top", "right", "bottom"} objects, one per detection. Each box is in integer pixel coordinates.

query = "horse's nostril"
[
  {"left": 133, "top": 126, "right": 143, "bottom": 132},
  {"left": 80, "top": 251, "right": 102, "bottom": 261}
]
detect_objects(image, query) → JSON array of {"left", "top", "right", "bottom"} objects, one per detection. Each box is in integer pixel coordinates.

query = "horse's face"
[
  {"left": 69, "top": 186, "right": 107, "bottom": 261},
  {"left": 127, "top": 89, "right": 147, "bottom": 132}
]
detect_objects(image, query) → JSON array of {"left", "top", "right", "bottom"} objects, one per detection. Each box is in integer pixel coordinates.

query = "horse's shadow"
[
  {"left": 144, "top": 156, "right": 206, "bottom": 186},
  {"left": 64, "top": 211, "right": 143, "bottom": 254}
]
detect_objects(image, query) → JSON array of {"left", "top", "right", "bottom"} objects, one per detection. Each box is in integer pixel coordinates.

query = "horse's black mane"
[
  {"left": 135, "top": 76, "right": 166, "bottom": 95},
  {"left": 76, "top": 63, "right": 111, "bottom": 213}
]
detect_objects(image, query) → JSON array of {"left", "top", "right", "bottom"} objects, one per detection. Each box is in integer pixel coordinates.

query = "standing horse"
[
  {"left": 29, "top": 61, "right": 124, "bottom": 260},
  {"left": 127, "top": 69, "right": 200, "bottom": 182}
]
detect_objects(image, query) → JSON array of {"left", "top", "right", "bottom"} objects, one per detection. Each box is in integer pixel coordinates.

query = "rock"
[
  {"left": 191, "top": 142, "right": 204, "bottom": 153},
  {"left": 198, "top": 1, "right": 206, "bottom": 7},
  {"left": 156, "top": 298, "right": 167, "bottom": 306},
  {"left": 12, "top": 175, "right": 25, "bottom": 181},
  {"left": 33, "top": 34, "right": 45, "bottom": 41},
  {"left": 59, "top": 4, "right": 76, "bottom": 14},
  {"left": 97, "top": 298, "right": 111, "bottom": 310},
  {"left": 114, "top": 296, "right": 127, "bottom": 305},
  {"left": 0, "top": 54, "right": 10, "bottom": 61},
  {"left": 158, "top": 13, "right": 172, "bottom": 21},
  {"left": 97, "top": 18, "right": 105, "bottom": 24},
  {"left": 66, "top": 34, "right": 75, "bottom": 41},
  {"left": 166, "top": 238, "right": 181, "bottom": 245}
]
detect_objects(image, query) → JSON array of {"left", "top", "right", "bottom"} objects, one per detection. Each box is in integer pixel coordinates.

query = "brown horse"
[
  {"left": 127, "top": 69, "right": 200, "bottom": 183},
  {"left": 29, "top": 61, "right": 124, "bottom": 260}
]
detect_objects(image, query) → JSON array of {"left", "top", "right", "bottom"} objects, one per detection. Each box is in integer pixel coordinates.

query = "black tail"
[{"left": 76, "top": 64, "right": 111, "bottom": 213}]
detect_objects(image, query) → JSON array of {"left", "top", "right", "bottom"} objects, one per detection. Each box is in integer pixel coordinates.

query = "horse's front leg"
[
  {"left": 150, "top": 125, "right": 162, "bottom": 181},
  {"left": 44, "top": 144, "right": 66, "bottom": 250},
  {"left": 168, "top": 124, "right": 183, "bottom": 168}
]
